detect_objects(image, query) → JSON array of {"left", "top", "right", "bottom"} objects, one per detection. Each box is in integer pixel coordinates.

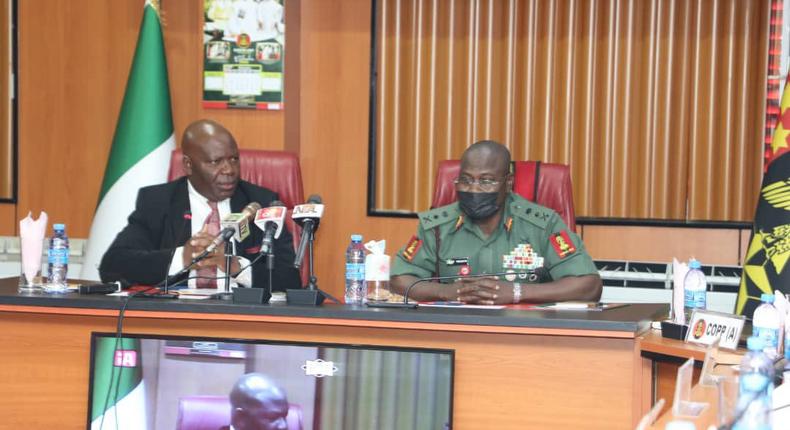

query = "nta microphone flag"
[
  {"left": 736, "top": 72, "right": 790, "bottom": 318},
  {"left": 81, "top": 0, "right": 175, "bottom": 281}
]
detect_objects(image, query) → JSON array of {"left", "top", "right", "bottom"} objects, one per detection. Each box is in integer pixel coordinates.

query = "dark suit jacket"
[{"left": 99, "top": 177, "right": 301, "bottom": 295}]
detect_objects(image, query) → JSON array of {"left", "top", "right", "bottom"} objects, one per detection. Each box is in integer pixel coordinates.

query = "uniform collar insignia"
[
  {"left": 504, "top": 216, "right": 513, "bottom": 233},
  {"left": 454, "top": 215, "right": 464, "bottom": 231}
]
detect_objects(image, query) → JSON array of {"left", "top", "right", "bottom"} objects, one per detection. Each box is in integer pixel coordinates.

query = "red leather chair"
[
  {"left": 175, "top": 395, "right": 303, "bottom": 430},
  {"left": 168, "top": 149, "right": 308, "bottom": 284},
  {"left": 431, "top": 160, "right": 577, "bottom": 230}
]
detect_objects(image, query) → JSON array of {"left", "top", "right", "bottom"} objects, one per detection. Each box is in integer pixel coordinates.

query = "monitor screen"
[{"left": 87, "top": 332, "right": 454, "bottom": 430}]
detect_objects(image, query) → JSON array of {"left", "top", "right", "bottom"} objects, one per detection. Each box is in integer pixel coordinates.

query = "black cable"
[{"left": 99, "top": 285, "right": 158, "bottom": 430}]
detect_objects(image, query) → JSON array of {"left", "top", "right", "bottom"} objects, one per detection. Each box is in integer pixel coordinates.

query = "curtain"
[{"left": 372, "top": 0, "right": 769, "bottom": 221}]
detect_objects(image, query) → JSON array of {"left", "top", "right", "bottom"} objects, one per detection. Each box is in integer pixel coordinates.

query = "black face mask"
[{"left": 457, "top": 191, "right": 500, "bottom": 220}]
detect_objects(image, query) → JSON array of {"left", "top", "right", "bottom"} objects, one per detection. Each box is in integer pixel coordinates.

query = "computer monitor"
[{"left": 87, "top": 332, "right": 454, "bottom": 430}]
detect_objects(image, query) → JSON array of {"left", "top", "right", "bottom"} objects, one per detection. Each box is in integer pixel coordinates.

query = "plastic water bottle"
[
  {"left": 345, "top": 234, "right": 365, "bottom": 305},
  {"left": 47, "top": 223, "right": 69, "bottom": 290},
  {"left": 683, "top": 259, "right": 707, "bottom": 320},
  {"left": 753, "top": 293, "right": 782, "bottom": 360},
  {"left": 733, "top": 337, "right": 773, "bottom": 430}
]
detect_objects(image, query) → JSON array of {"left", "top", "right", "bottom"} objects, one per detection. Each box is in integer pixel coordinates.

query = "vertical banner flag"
[
  {"left": 90, "top": 337, "right": 147, "bottom": 430},
  {"left": 81, "top": 0, "right": 175, "bottom": 281},
  {"left": 736, "top": 73, "right": 790, "bottom": 318}
]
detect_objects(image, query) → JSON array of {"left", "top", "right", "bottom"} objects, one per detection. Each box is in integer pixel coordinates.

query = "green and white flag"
[
  {"left": 90, "top": 337, "right": 147, "bottom": 430},
  {"left": 81, "top": 0, "right": 175, "bottom": 281}
]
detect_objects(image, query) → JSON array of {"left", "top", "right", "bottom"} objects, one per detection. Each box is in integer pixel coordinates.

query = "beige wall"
[{"left": 0, "top": 0, "right": 751, "bottom": 300}]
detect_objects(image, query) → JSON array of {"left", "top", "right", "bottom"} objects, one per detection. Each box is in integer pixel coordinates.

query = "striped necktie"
[{"left": 196, "top": 201, "right": 220, "bottom": 288}]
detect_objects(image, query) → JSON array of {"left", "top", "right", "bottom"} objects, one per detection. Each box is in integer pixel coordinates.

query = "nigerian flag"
[
  {"left": 90, "top": 337, "right": 147, "bottom": 430},
  {"left": 736, "top": 71, "right": 790, "bottom": 318},
  {"left": 81, "top": 0, "right": 175, "bottom": 281}
]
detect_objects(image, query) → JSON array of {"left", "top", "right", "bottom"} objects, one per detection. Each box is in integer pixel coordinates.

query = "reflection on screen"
[{"left": 87, "top": 333, "right": 453, "bottom": 430}]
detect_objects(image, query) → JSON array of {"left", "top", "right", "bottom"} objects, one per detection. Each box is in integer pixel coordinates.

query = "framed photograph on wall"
[{"left": 202, "top": 0, "right": 285, "bottom": 110}]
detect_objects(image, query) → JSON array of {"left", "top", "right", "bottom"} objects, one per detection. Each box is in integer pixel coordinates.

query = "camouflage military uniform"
[{"left": 391, "top": 193, "right": 598, "bottom": 283}]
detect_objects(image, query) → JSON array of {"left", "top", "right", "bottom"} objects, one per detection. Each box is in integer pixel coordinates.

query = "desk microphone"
[
  {"left": 254, "top": 200, "right": 287, "bottom": 255},
  {"left": 366, "top": 270, "right": 539, "bottom": 308},
  {"left": 292, "top": 195, "right": 324, "bottom": 269},
  {"left": 196, "top": 202, "right": 261, "bottom": 260}
]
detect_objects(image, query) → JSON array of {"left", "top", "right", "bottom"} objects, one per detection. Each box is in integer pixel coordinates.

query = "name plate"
[{"left": 685, "top": 310, "right": 745, "bottom": 350}]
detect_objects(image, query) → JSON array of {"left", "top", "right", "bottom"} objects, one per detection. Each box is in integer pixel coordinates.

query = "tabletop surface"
[{"left": 0, "top": 277, "right": 669, "bottom": 333}]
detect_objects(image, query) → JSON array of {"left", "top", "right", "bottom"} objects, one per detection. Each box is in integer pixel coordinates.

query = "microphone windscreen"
[
  {"left": 306, "top": 194, "right": 322, "bottom": 204},
  {"left": 242, "top": 202, "right": 262, "bottom": 217},
  {"left": 270, "top": 200, "right": 285, "bottom": 207}
]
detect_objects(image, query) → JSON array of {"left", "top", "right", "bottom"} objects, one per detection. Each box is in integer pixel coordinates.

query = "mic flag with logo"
[{"left": 736, "top": 72, "right": 790, "bottom": 318}]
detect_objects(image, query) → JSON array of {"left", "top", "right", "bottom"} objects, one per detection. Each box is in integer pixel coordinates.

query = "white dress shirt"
[{"left": 168, "top": 180, "right": 252, "bottom": 289}]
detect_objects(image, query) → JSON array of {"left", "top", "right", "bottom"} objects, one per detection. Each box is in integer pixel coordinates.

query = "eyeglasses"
[{"left": 453, "top": 176, "right": 504, "bottom": 191}]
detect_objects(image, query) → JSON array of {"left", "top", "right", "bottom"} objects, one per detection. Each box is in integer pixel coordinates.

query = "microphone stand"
[
  {"left": 286, "top": 227, "right": 340, "bottom": 306},
  {"left": 215, "top": 240, "right": 234, "bottom": 301},
  {"left": 266, "top": 248, "right": 274, "bottom": 301}
]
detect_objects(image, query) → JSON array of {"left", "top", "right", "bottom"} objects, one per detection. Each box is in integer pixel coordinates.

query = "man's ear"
[
  {"left": 506, "top": 173, "right": 514, "bottom": 191},
  {"left": 182, "top": 155, "right": 192, "bottom": 175}
]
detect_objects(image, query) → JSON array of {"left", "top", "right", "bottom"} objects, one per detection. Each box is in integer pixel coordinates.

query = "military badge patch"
[
  {"left": 550, "top": 230, "right": 576, "bottom": 259},
  {"left": 402, "top": 235, "right": 422, "bottom": 262}
]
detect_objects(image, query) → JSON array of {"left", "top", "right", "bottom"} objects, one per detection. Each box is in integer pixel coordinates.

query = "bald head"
[
  {"left": 181, "top": 119, "right": 235, "bottom": 156},
  {"left": 460, "top": 140, "right": 511, "bottom": 177},
  {"left": 230, "top": 373, "right": 289, "bottom": 430},
  {"left": 180, "top": 119, "right": 240, "bottom": 202}
]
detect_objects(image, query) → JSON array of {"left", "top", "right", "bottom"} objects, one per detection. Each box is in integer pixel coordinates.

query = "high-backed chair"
[
  {"left": 431, "top": 160, "right": 577, "bottom": 230},
  {"left": 175, "top": 395, "right": 303, "bottom": 430},
  {"left": 168, "top": 149, "right": 308, "bottom": 284}
]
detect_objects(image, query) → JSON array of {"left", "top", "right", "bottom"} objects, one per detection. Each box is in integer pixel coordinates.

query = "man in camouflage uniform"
[{"left": 391, "top": 141, "right": 602, "bottom": 305}]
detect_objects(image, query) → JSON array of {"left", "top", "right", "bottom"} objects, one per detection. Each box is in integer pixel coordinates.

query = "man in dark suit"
[
  {"left": 99, "top": 119, "right": 301, "bottom": 296},
  {"left": 221, "top": 373, "right": 290, "bottom": 430}
]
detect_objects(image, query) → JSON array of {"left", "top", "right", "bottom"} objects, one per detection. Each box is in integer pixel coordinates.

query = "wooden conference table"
[{"left": 0, "top": 278, "right": 668, "bottom": 429}]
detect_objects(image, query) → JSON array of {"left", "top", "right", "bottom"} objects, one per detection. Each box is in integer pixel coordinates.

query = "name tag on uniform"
[
  {"left": 684, "top": 310, "right": 745, "bottom": 350},
  {"left": 445, "top": 257, "right": 469, "bottom": 266}
]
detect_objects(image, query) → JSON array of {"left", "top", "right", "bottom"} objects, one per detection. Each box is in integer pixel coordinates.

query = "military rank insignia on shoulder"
[
  {"left": 402, "top": 235, "right": 422, "bottom": 262},
  {"left": 418, "top": 205, "right": 461, "bottom": 230},
  {"left": 550, "top": 230, "right": 576, "bottom": 258}
]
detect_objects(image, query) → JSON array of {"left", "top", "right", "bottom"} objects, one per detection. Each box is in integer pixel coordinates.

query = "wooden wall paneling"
[
  {"left": 299, "top": 0, "right": 417, "bottom": 301},
  {"left": 17, "top": 0, "right": 141, "bottom": 237},
  {"left": 284, "top": 0, "right": 301, "bottom": 154},
  {"left": 686, "top": 0, "right": 767, "bottom": 222},
  {"left": 0, "top": 203, "right": 14, "bottom": 235},
  {"left": 582, "top": 225, "right": 745, "bottom": 265}
]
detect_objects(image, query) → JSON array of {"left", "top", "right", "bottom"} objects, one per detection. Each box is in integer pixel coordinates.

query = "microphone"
[
  {"left": 201, "top": 202, "right": 261, "bottom": 257},
  {"left": 366, "top": 270, "right": 537, "bottom": 308},
  {"left": 292, "top": 195, "right": 324, "bottom": 269},
  {"left": 79, "top": 280, "right": 130, "bottom": 295},
  {"left": 220, "top": 213, "right": 251, "bottom": 243},
  {"left": 254, "top": 200, "right": 287, "bottom": 255}
]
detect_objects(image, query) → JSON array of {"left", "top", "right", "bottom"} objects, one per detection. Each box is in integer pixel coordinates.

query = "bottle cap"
[
  {"left": 351, "top": 234, "right": 363, "bottom": 242},
  {"left": 53, "top": 223, "right": 65, "bottom": 231},
  {"left": 760, "top": 293, "right": 774, "bottom": 303},
  {"left": 746, "top": 336, "right": 765, "bottom": 351},
  {"left": 688, "top": 259, "right": 701, "bottom": 269}
]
